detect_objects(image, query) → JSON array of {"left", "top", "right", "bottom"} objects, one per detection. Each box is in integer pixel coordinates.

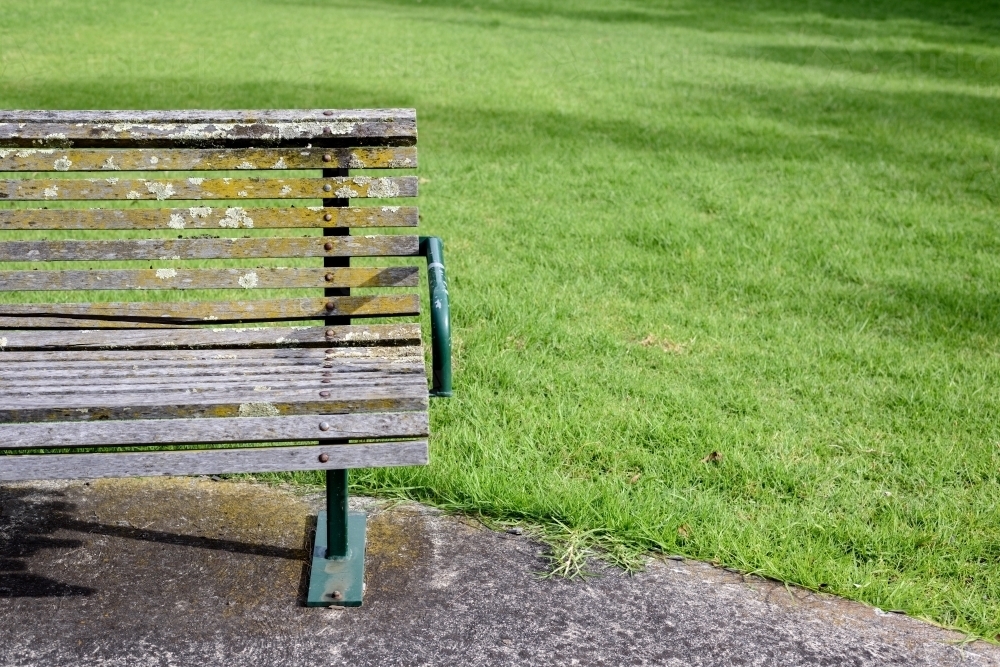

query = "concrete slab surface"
[{"left": 0, "top": 477, "right": 996, "bottom": 666}]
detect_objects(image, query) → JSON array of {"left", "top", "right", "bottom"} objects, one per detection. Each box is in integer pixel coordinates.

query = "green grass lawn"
[{"left": 3, "top": 0, "right": 1000, "bottom": 638}]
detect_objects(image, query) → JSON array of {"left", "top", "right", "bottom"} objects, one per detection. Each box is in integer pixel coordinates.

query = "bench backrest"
[{"left": 0, "top": 109, "right": 419, "bottom": 329}]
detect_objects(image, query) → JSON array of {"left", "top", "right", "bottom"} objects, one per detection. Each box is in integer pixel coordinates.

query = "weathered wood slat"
[
  {"left": 0, "top": 411, "right": 427, "bottom": 449},
  {"left": 0, "top": 395, "right": 429, "bottom": 424},
  {"left": 1, "top": 348, "right": 424, "bottom": 383},
  {"left": 0, "top": 441, "right": 429, "bottom": 482},
  {"left": 0, "top": 109, "right": 417, "bottom": 148},
  {"left": 0, "top": 266, "right": 418, "bottom": 291},
  {"left": 0, "top": 206, "right": 418, "bottom": 230},
  {"left": 0, "top": 147, "right": 417, "bottom": 172},
  {"left": 0, "top": 176, "right": 416, "bottom": 201},
  {"left": 0, "top": 295, "right": 420, "bottom": 323},
  {"left": 0, "top": 324, "right": 421, "bottom": 351},
  {"left": 0, "top": 374, "right": 427, "bottom": 410},
  {"left": 0, "top": 235, "right": 418, "bottom": 261},
  {"left": 0, "top": 342, "right": 423, "bottom": 363}
]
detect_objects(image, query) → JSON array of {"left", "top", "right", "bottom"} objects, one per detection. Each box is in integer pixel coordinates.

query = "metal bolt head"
[
  {"left": 318, "top": 453, "right": 330, "bottom": 463},
  {"left": 324, "top": 241, "right": 334, "bottom": 251},
  {"left": 323, "top": 183, "right": 332, "bottom": 192},
  {"left": 325, "top": 329, "right": 337, "bottom": 338},
  {"left": 319, "top": 422, "right": 331, "bottom": 431},
  {"left": 329, "top": 590, "right": 342, "bottom": 600},
  {"left": 325, "top": 301, "right": 336, "bottom": 311},
  {"left": 323, "top": 110, "right": 334, "bottom": 116},
  {"left": 319, "top": 390, "right": 331, "bottom": 398},
  {"left": 324, "top": 272, "right": 334, "bottom": 282},
  {"left": 322, "top": 153, "right": 333, "bottom": 162},
  {"left": 324, "top": 213, "right": 333, "bottom": 222}
]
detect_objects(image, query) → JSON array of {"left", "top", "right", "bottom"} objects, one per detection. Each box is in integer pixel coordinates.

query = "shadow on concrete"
[{"left": 0, "top": 484, "right": 312, "bottom": 600}]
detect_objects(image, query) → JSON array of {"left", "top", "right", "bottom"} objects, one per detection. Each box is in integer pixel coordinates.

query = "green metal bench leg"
[{"left": 307, "top": 469, "right": 366, "bottom": 607}]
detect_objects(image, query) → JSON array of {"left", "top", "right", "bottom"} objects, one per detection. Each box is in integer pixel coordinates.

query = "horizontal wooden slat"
[
  {"left": 0, "top": 109, "right": 417, "bottom": 148},
  {"left": 0, "top": 176, "right": 416, "bottom": 201},
  {"left": 0, "top": 147, "right": 417, "bottom": 172},
  {"left": 0, "top": 440, "right": 429, "bottom": 481},
  {"left": 0, "top": 387, "right": 428, "bottom": 425},
  {"left": 0, "top": 266, "right": 418, "bottom": 291},
  {"left": 0, "top": 206, "right": 417, "bottom": 230},
  {"left": 0, "top": 346, "right": 421, "bottom": 368},
  {"left": 0, "top": 234, "right": 418, "bottom": 261},
  {"left": 0, "top": 294, "right": 419, "bottom": 324},
  {"left": 0, "top": 324, "right": 421, "bottom": 350},
  {"left": 0, "top": 411, "right": 427, "bottom": 449}
]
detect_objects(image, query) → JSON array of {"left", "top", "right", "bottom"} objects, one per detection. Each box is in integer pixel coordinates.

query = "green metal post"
[
  {"left": 307, "top": 162, "right": 366, "bottom": 607},
  {"left": 419, "top": 236, "right": 452, "bottom": 397},
  {"left": 326, "top": 468, "right": 348, "bottom": 559}
]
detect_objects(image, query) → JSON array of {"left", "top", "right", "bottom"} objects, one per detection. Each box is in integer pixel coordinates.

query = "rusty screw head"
[
  {"left": 325, "top": 329, "right": 337, "bottom": 337},
  {"left": 323, "top": 110, "right": 334, "bottom": 116},
  {"left": 319, "top": 390, "right": 331, "bottom": 398},
  {"left": 319, "top": 421, "right": 331, "bottom": 431},
  {"left": 324, "top": 213, "right": 333, "bottom": 222},
  {"left": 318, "top": 453, "right": 330, "bottom": 463},
  {"left": 324, "top": 272, "right": 334, "bottom": 282},
  {"left": 325, "top": 301, "right": 336, "bottom": 311},
  {"left": 323, "top": 183, "right": 333, "bottom": 192},
  {"left": 324, "top": 241, "right": 334, "bottom": 251},
  {"left": 322, "top": 153, "right": 333, "bottom": 162}
]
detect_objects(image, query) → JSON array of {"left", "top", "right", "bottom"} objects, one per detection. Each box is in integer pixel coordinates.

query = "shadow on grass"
[{"left": 278, "top": 0, "right": 1000, "bottom": 43}]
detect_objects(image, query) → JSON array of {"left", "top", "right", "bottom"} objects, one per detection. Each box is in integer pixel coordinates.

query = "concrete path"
[{"left": 0, "top": 478, "right": 996, "bottom": 666}]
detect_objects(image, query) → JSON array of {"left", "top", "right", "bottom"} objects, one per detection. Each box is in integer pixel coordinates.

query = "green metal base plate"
[{"left": 306, "top": 511, "right": 366, "bottom": 607}]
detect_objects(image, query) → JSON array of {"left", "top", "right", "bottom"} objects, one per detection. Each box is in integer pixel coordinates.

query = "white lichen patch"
[
  {"left": 0, "top": 337, "right": 7, "bottom": 349},
  {"left": 53, "top": 156, "right": 72, "bottom": 171},
  {"left": 167, "top": 214, "right": 186, "bottom": 230},
  {"left": 238, "top": 271, "right": 259, "bottom": 289},
  {"left": 155, "top": 268, "right": 178, "bottom": 279},
  {"left": 237, "top": 161, "right": 255, "bottom": 169},
  {"left": 106, "top": 177, "right": 119, "bottom": 184},
  {"left": 334, "top": 186, "right": 359, "bottom": 198},
  {"left": 187, "top": 177, "right": 204, "bottom": 185},
  {"left": 204, "top": 316, "right": 219, "bottom": 321},
  {"left": 102, "top": 156, "right": 120, "bottom": 170},
  {"left": 237, "top": 190, "right": 248, "bottom": 198},
  {"left": 239, "top": 402, "right": 280, "bottom": 417},
  {"left": 220, "top": 207, "right": 253, "bottom": 228},
  {"left": 126, "top": 191, "right": 141, "bottom": 200},
  {"left": 43, "top": 186, "right": 58, "bottom": 199},
  {"left": 0, "top": 150, "right": 9, "bottom": 159},
  {"left": 253, "top": 385, "right": 271, "bottom": 392},
  {"left": 149, "top": 155, "right": 159, "bottom": 165},
  {"left": 112, "top": 123, "right": 132, "bottom": 133},
  {"left": 222, "top": 178, "right": 231, "bottom": 184},
  {"left": 367, "top": 178, "right": 400, "bottom": 198},
  {"left": 145, "top": 181, "right": 176, "bottom": 200},
  {"left": 272, "top": 157, "right": 287, "bottom": 169},
  {"left": 381, "top": 206, "right": 400, "bottom": 213},
  {"left": 307, "top": 206, "right": 324, "bottom": 211},
  {"left": 279, "top": 185, "right": 292, "bottom": 196},
  {"left": 189, "top": 206, "right": 212, "bottom": 218}
]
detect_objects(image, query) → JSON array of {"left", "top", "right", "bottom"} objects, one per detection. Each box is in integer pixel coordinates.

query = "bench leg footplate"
[{"left": 307, "top": 510, "right": 367, "bottom": 607}]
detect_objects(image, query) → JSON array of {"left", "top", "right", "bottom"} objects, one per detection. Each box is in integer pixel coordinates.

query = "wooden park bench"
[{"left": 0, "top": 109, "right": 451, "bottom": 607}]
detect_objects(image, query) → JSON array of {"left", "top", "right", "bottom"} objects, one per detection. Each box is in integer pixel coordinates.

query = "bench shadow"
[{"left": 0, "top": 484, "right": 312, "bottom": 599}]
